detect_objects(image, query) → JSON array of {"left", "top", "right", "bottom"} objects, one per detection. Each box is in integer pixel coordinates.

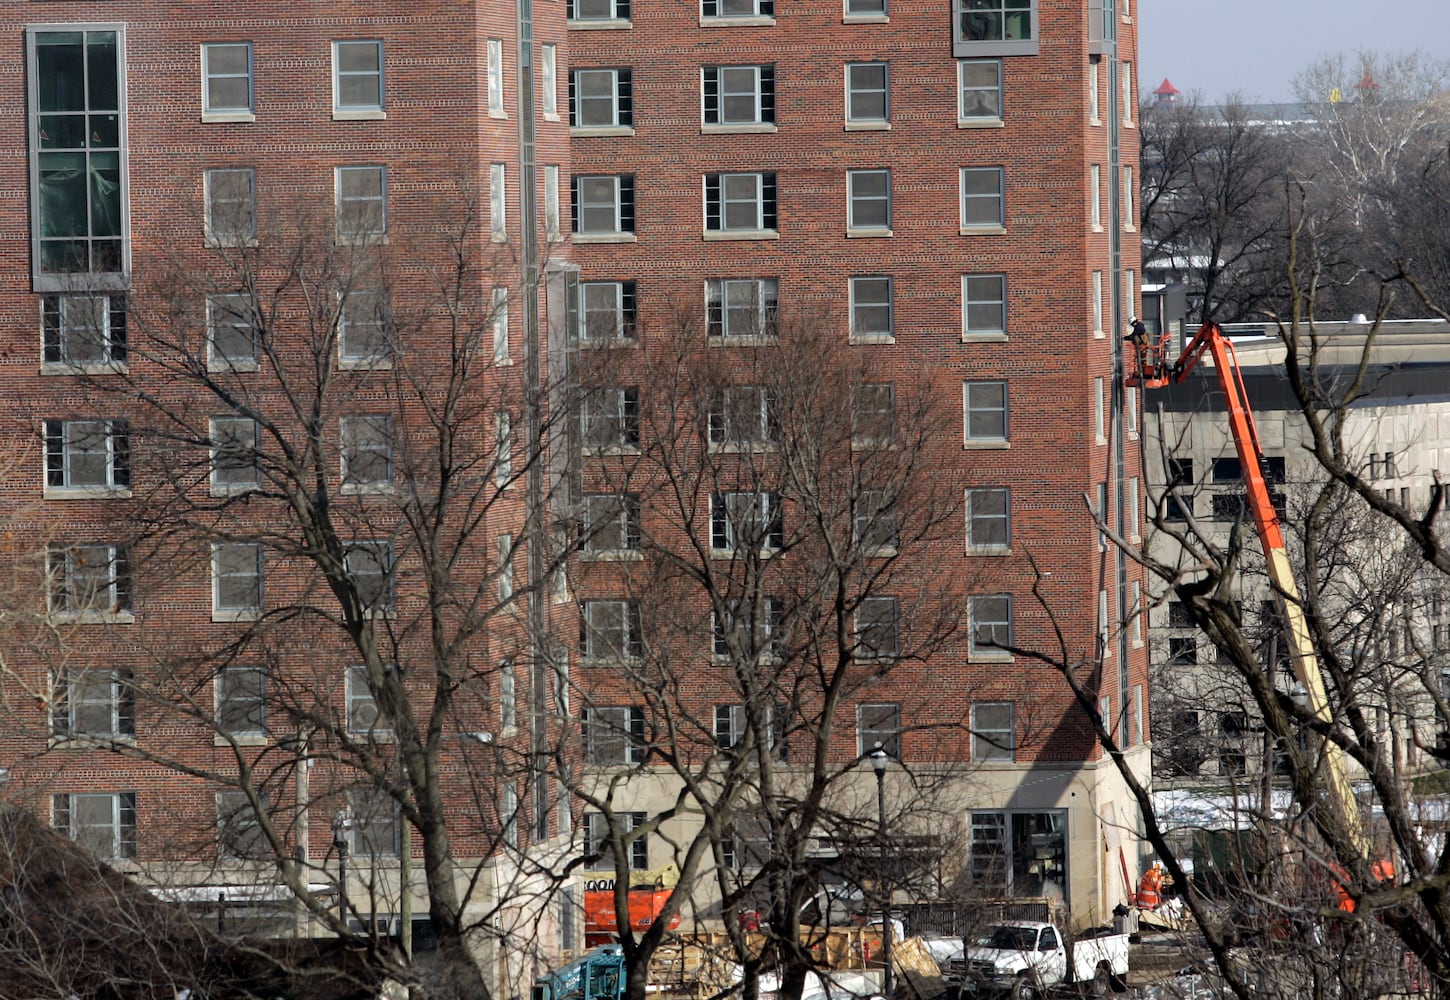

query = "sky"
[{"left": 1137, "top": 0, "right": 1449, "bottom": 105}]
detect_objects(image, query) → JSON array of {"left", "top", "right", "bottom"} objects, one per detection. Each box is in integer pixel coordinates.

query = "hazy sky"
[{"left": 1137, "top": 0, "right": 1449, "bottom": 104}]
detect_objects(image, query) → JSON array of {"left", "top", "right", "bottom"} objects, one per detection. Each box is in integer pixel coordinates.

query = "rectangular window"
[
  {"left": 52, "top": 668, "right": 134, "bottom": 739},
  {"left": 487, "top": 39, "right": 506, "bottom": 116},
  {"left": 715, "top": 704, "right": 748, "bottom": 748},
  {"left": 213, "top": 542, "right": 263, "bottom": 618},
  {"left": 857, "top": 702, "right": 901, "bottom": 756},
  {"left": 345, "top": 540, "right": 393, "bottom": 612},
  {"left": 704, "top": 172, "right": 777, "bottom": 234},
  {"left": 1092, "top": 271, "right": 1103, "bottom": 334},
  {"left": 712, "top": 597, "right": 785, "bottom": 660},
  {"left": 1122, "top": 61, "right": 1133, "bottom": 123},
  {"left": 210, "top": 415, "right": 260, "bottom": 494},
  {"left": 490, "top": 163, "right": 507, "bottom": 241},
  {"left": 44, "top": 419, "right": 128, "bottom": 492},
  {"left": 1126, "top": 386, "right": 1138, "bottom": 434},
  {"left": 495, "top": 410, "right": 513, "bottom": 486},
  {"left": 708, "top": 386, "right": 776, "bottom": 449},
  {"left": 969, "top": 594, "right": 1012, "bottom": 657},
  {"left": 205, "top": 167, "right": 256, "bottom": 243},
  {"left": 849, "top": 276, "right": 893, "bottom": 340},
  {"left": 962, "top": 275, "right": 1006, "bottom": 337},
  {"left": 845, "top": 63, "right": 888, "bottom": 123},
  {"left": 29, "top": 28, "right": 129, "bottom": 286},
  {"left": 1096, "top": 482, "right": 1108, "bottom": 547},
  {"left": 954, "top": 0, "right": 1038, "bottom": 56},
  {"left": 703, "top": 65, "right": 775, "bottom": 126},
  {"left": 47, "top": 543, "right": 131, "bottom": 617},
  {"left": 568, "top": 0, "right": 632, "bottom": 20},
  {"left": 541, "top": 45, "right": 558, "bottom": 117},
  {"left": 218, "top": 790, "right": 269, "bottom": 859},
  {"left": 963, "top": 380, "right": 1008, "bottom": 442},
  {"left": 584, "top": 705, "right": 647, "bottom": 765},
  {"left": 341, "top": 415, "right": 393, "bottom": 489},
  {"left": 967, "top": 487, "right": 1010, "bottom": 549},
  {"left": 572, "top": 175, "right": 636, "bottom": 236},
  {"left": 332, "top": 40, "right": 384, "bottom": 114},
  {"left": 852, "top": 383, "right": 895, "bottom": 448},
  {"left": 579, "top": 280, "right": 637, "bottom": 342},
  {"left": 846, "top": 0, "right": 886, "bottom": 13},
  {"left": 53, "top": 791, "right": 137, "bottom": 861},
  {"left": 544, "top": 165, "right": 561, "bottom": 238},
  {"left": 202, "top": 42, "right": 253, "bottom": 117},
  {"left": 969, "top": 812, "right": 1066, "bottom": 899},
  {"left": 218, "top": 665, "right": 266, "bottom": 737},
  {"left": 706, "top": 278, "right": 778, "bottom": 339},
  {"left": 847, "top": 169, "right": 891, "bottom": 231},
  {"left": 971, "top": 701, "right": 1015, "bottom": 761},
  {"left": 711, "top": 491, "right": 783, "bottom": 554},
  {"left": 492, "top": 286, "right": 510, "bottom": 362},
  {"left": 584, "top": 811, "right": 648, "bottom": 870},
  {"left": 701, "top": 0, "right": 774, "bottom": 17},
  {"left": 1094, "top": 377, "right": 1105, "bottom": 440},
  {"left": 348, "top": 787, "right": 401, "bottom": 857},
  {"left": 1088, "top": 61, "right": 1100, "bottom": 121},
  {"left": 854, "top": 597, "right": 900, "bottom": 660},
  {"left": 1169, "top": 636, "right": 1197, "bottom": 666},
  {"left": 1125, "top": 268, "right": 1136, "bottom": 316},
  {"left": 958, "top": 60, "right": 1002, "bottom": 121},
  {"left": 570, "top": 68, "right": 633, "bottom": 129},
  {"left": 335, "top": 165, "right": 386, "bottom": 241},
  {"left": 582, "top": 493, "right": 642, "bottom": 555},
  {"left": 580, "top": 386, "right": 640, "bottom": 451},
  {"left": 960, "top": 167, "right": 1004, "bottom": 229},
  {"left": 42, "top": 294, "right": 127, "bottom": 366},
  {"left": 580, "top": 599, "right": 643, "bottom": 661},
  {"left": 497, "top": 533, "right": 514, "bottom": 603},
  {"left": 499, "top": 659, "right": 517, "bottom": 732},
  {"left": 346, "top": 664, "right": 391, "bottom": 734},
  {"left": 1128, "top": 476, "right": 1140, "bottom": 538},
  {"left": 1123, "top": 165, "right": 1135, "bottom": 227},
  {"left": 1090, "top": 164, "right": 1102, "bottom": 227},
  {"left": 855, "top": 489, "right": 899, "bottom": 553},
  {"left": 339, "top": 290, "right": 389, "bottom": 365},
  {"left": 207, "top": 293, "right": 257, "bottom": 370}
]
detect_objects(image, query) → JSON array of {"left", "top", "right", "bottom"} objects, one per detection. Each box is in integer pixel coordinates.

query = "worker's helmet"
[{"left": 1129, "top": 316, "right": 1137, "bottom": 324}]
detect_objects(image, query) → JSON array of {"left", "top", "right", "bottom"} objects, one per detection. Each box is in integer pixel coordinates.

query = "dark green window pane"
[
  {"left": 1004, "top": 11, "right": 1030, "bottom": 38},
  {"left": 38, "top": 114, "right": 85, "bottom": 150},
  {"left": 90, "top": 152, "right": 122, "bottom": 237},
  {"left": 89, "top": 114, "right": 119, "bottom": 149},
  {"left": 40, "top": 240, "right": 87, "bottom": 274},
  {"left": 86, "top": 34, "right": 120, "bottom": 112},
  {"left": 36, "top": 34, "right": 85, "bottom": 112},
  {"left": 93, "top": 240, "right": 123, "bottom": 273},
  {"left": 39, "top": 153, "right": 87, "bottom": 237}
]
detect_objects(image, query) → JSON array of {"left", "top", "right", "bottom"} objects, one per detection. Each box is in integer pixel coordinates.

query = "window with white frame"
[
  {"left": 1122, "top": 165, "right": 1135, "bottom": 228},
  {"left": 500, "top": 782, "right": 519, "bottom": 848},
  {"left": 582, "top": 493, "right": 641, "bottom": 555},
  {"left": 497, "top": 533, "right": 514, "bottom": 603},
  {"left": 341, "top": 415, "right": 393, "bottom": 489},
  {"left": 47, "top": 543, "right": 131, "bottom": 617},
  {"left": 42, "top": 294, "right": 128, "bottom": 367},
  {"left": 969, "top": 811, "right": 1066, "bottom": 898},
  {"left": 492, "top": 286, "right": 510, "bottom": 362},
  {"left": 1121, "top": 61, "right": 1132, "bottom": 123},
  {"left": 960, "top": 167, "right": 1004, "bottom": 229},
  {"left": 1088, "top": 61, "right": 1100, "bottom": 121},
  {"left": 210, "top": 415, "right": 260, "bottom": 493},
  {"left": 348, "top": 787, "right": 401, "bottom": 856},
  {"left": 345, "top": 540, "right": 393, "bottom": 612},
  {"left": 857, "top": 702, "right": 901, "bottom": 755},
  {"left": 335, "top": 165, "right": 386, "bottom": 241},
  {"left": 1094, "top": 377, "right": 1105, "bottom": 440},
  {"left": 714, "top": 703, "right": 785, "bottom": 757},
  {"left": 498, "top": 659, "right": 516, "bottom": 732},
  {"left": 971, "top": 701, "right": 1015, "bottom": 761},
  {"left": 851, "top": 383, "right": 895, "bottom": 447},
  {"left": 1126, "top": 386, "right": 1138, "bottom": 434},
  {"left": 847, "top": 169, "right": 891, "bottom": 232},
  {"left": 218, "top": 789, "right": 269, "bottom": 859},
  {"left": 712, "top": 597, "right": 785, "bottom": 660},
  {"left": 584, "top": 705, "right": 647, "bottom": 764},
  {"left": 966, "top": 487, "right": 1010, "bottom": 549},
  {"left": 332, "top": 40, "right": 384, "bottom": 114},
  {"left": 962, "top": 275, "right": 1006, "bottom": 337},
  {"left": 704, "top": 172, "right": 777, "bottom": 234},
  {"left": 702, "top": 0, "right": 774, "bottom": 17},
  {"left": 1090, "top": 164, "right": 1101, "bottom": 227},
  {"left": 490, "top": 163, "right": 507, "bottom": 241},
  {"left": 854, "top": 597, "right": 899, "bottom": 660},
  {"left": 541, "top": 45, "right": 558, "bottom": 118},
  {"left": 845, "top": 63, "right": 888, "bottom": 123},
  {"left": 495, "top": 410, "right": 512, "bottom": 486},
  {"left": 706, "top": 278, "right": 778, "bottom": 339},
  {"left": 580, "top": 386, "right": 640, "bottom": 451},
  {"left": 44, "top": 419, "right": 128, "bottom": 492},
  {"left": 703, "top": 65, "right": 775, "bottom": 126},
  {"left": 708, "top": 386, "right": 776, "bottom": 449},
  {"left": 202, "top": 42, "right": 253, "bottom": 117},
  {"left": 205, "top": 167, "right": 256, "bottom": 243},
  {"left": 584, "top": 811, "right": 648, "bottom": 870},
  {"left": 570, "top": 68, "right": 633, "bottom": 129},
  {"left": 710, "top": 491, "right": 783, "bottom": 554},
  {"left": 579, "top": 281, "right": 637, "bottom": 342},
  {"left": 855, "top": 489, "right": 898, "bottom": 553},
  {"left": 1092, "top": 271, "right": 1103, "bottom": 333},
  {"left": 52, "top": 668, "right": 134, "bottom": 739},
  {"left": 568, "top": 0, "right": 632, "bottom": 20},
  {"left": 346, "top": 663, "right": 391, "bottom": 734},
  {"left": 958, "top": 60, "right": 1002, "bottom": 121},
  {"left": 1128, "top": 476, "right": 1140, "bottom": 538},
  {"left": 963, "top": 380, "right": 1007, "bottom": 442},
  {"left": 1124, "top": 268, "right": 1136, "bottom": 318},
  {"left": 544, "top": 165, "right": 561, "bottom": 237},
  {"left": 572, "top": 175, "right": 635, "bottom": 236},
  {"left": 487, "top": 38, "right": 505, "bottom": 116},
  {"left": 213, "top": 542, "right": 263, "bottom": 619},
  {"left": 207, "top": 292, "right": 257, "bottom": 369},
  {"left": 580, "top": 599, "right": 642, "bottom": 661},
  {"left": 53, "top": 792, "right": 137, "bottom": 861},
  {"left": 339, "top": 290, "right": 390, "bottom": 364},
  {"left": 217, "top": 665, "right": 266, "bottom": 737},
  {"left": 846, "top": 0, "right": 887, "bottom": 15},
  {"left": 969, "top": 594, "right": 1012, "bottom": 657},
  {"left": 954, "top": 0, "right": 1038, "bottom": 56}
]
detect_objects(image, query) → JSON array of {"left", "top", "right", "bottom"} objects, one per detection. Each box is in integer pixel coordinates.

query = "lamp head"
[{"left": 869, "top": 742, "right": 889, "bottom": 774}]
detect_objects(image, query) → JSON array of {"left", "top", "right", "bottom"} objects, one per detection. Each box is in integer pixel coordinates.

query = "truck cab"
[{"left": 533, "top": 945, "right": 628, "bottom": 1000}]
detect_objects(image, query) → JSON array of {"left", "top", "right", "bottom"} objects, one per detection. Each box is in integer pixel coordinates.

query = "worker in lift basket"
[{"left": 1125, "top": 317, "right": 1155, "bottom": 379}]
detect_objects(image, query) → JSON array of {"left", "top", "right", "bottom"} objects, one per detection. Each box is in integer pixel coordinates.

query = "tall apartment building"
[{"left": 0, "top": 0, "right": 1147, "bottom": 987}]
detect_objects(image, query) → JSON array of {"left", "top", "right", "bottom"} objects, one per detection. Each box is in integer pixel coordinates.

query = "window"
[
  {"left": 703, "top": 66, "right": 775, "bottom": 126},
  {"left": 495, "top": 411, "right": 513, "bottom": 486},
  {"left": 43, "top": 294, "right": 127, "bottom": 367},
  {"left": 499, "top": 659, "right": 517, "bottom": 732},
  {"left": 1088, "top": 61, "right": 1100, "bottom": 121},
  {"left": 568, "top": 0, "right": 632, "bottom": 21},
  {"left": 335, "top": 165, "right": 387, "bottom": 241},
  {"left": 712, "top": 597, "right": 785, "bottom": 660},
  {"left": 584, "top": 811, "right": 648, "bottom": 870},
  {"left": 339, "top": 291, "right": 390, "bottom": 364},
  {"left": 1124, "top": 268, "right": 1136, "bottom": 317},
  {"left": 579, "top": 281, "right": 637, "bottom": 342},
  {"left": 345, "top": 540, "right": 393, "bottom": 612},
  {"left": 205, "top": 168, "right": 256, "bottom": 243},
  {"left": 963, "top": 380, "right": 1008, "bottom": 442},
  {"left": 210, "top": 416, "right": 260, "bottom": 493},
  {"left": 490, "top": 163, "right": 507, "bottom": 241},
  {"left": 969, "top": 812, "right": 1065, "bottom": 898},
  {"left": 972, "top": 701, "right": 1015, "bottom": 761},
  {"left": 962, "top": 275, "right": 1006, "bottom": 337},
  {"left": 492, "top": 286, "right": 510, "bottom": 362},
  {"left": 44, "top": 419, "right": 128, "bottom": 492},
  {"left": 715, "top": 703, "right": 785, "bottom": 756},
  {"left": 47, "top": 543, "right": 131, "bottom": 618},
  {"left": 206, "top": 293, "right": 257, "bottom": 369},
  {"left": 29, "top": 28, "right": 129, "bottom": 285},
  {"left": 710, "top": 491, "right": 783, "bottom": 554},
  {"left": 1121, "top": 61, "right": 1133, "bottom": 124},
  {"left": 708, "top": 386, "right": 776, "bottom": 449},
  {"left": 540, "top": 45, "right": 558, "bottom": 118},
  {"left": 1090, "top": 164, "right": 1104, "bottom": 228},
  {"left": 501, "top": 782, "right": 519, "bottom": 848},
  {"left": 845, "top": 63, "right": 888, "bottom": 124},
  {"left": 332, "top": 40, "right": 384, "bottom": 115},
  {"left": 1128, "top": 476, "right": 1140, "bottom": 538},
  {"left": 855, "top": 489, "right": 898, "bottom": 553},
  {"left": 346, "top": 664, "right": 391, "bottom": 733},
  {"left": 52, "top": 668, "right": 134, "bottom": 740},
  {"left": 1092, "top": 271, "right": 1103, "bottom": 334},
  {"left": 970, "top": 594, "right": 1012, "bottom": 657},
  {"left": 1094, "top": 377, "right": 1105, "bottom": 440},
  {"left": 704, "top": 172, "right": 777, "bottom": 234},
  {"left": 218, "top": 790, "right": 269, "bottom": 859},
  {"left": 958, "top": 60, "right": 1003, "bottom": 121},
  {"left": 846, "top": 0, "right": 886, "bottom": 14},
  {"left": 954, "top": 0, "right": 1038, "bottom": 56},
  {"left": 202, "top": 42, "right": 253, "bottom": 117},
  {"left": 852, "top": 383, "right": 895, "bottom": 447},
  {"left": 1168, "top": 636, "right": 1197, "bottom": 666},
  {"left": 571, "top": 175, "right": 636, "bottom": 236},
  {"left": 706, "top": 278, "right": 778, "bottom": 339},
  {"left": 960, "top": 167, "right": 1004, "bottom": 229},
  {"left": 702, "top": 0, "right": 774, "bottom": 18},
  {"left": 583, "top": 705, "right": 647, "bottom": 765},
  {"left": 53, "top": 792, "right": 137, "bottom": 861},
  {"left": 1122, "top": 165, "right": 1135, "bottom": 228},
  {"left": 341, "top": 415, "right": 393, "bottom": 489},
  {"left": 1166, "top": 601, "right": 1193, "bottom": 629},
  {"left": 1096, "top": 482, "right": 1108, "bottom": 548},
  {"left": 847, "top": 170, "right": 891, "bottom": 232},
  {"left": 213, "top": 542, "right": 263, "bottom": 619},
  {"left": 967, "top": 487, "right": 1010, "bottom": 549},
  {"left": 581, "top": 599, "right": 643, "bottom": 661},
  {"left": 854, "top": 597, "right": 899, "bottom": 660},
  {"left": 570, "top": 68, "right": 633, "bottom": 129},
  {"left": 487, "top": 38, "right": 505, "bottom": 116},
  {"left": 218, "top": 666, "right": 266, "bottom": 737},
  {"left": 857, "top": 702, "right": 901, "bottom": 756},
  {"left": 850, "top": 277, "right": 893, "bottom": 340},
  {"left": 348, "top": 787, "right": 401, "bottom": 856},
  {"left": 545, "top": 165, "right": 561, "bottom": 237},
  {"left": 580, "top": 387, "right": 640, "bottom": 451},
  {"left": 582, "top": 493, "right": 642, "bottom": 555},
  {"left": 497, "top": 534, "right": 514, "bottom": 603}
]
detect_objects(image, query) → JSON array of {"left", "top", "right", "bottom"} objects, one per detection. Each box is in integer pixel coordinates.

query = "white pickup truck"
[{"left": 936, "top": 921, "right": 1129, "bottom": 1000}]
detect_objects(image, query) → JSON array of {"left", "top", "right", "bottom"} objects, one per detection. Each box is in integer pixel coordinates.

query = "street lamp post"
[
  {"left": 332, "top": 808, "right": 352, "bottom": 926},
  {"left": 869, "top": 743, "right": 892, "bottom": 1000}
]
